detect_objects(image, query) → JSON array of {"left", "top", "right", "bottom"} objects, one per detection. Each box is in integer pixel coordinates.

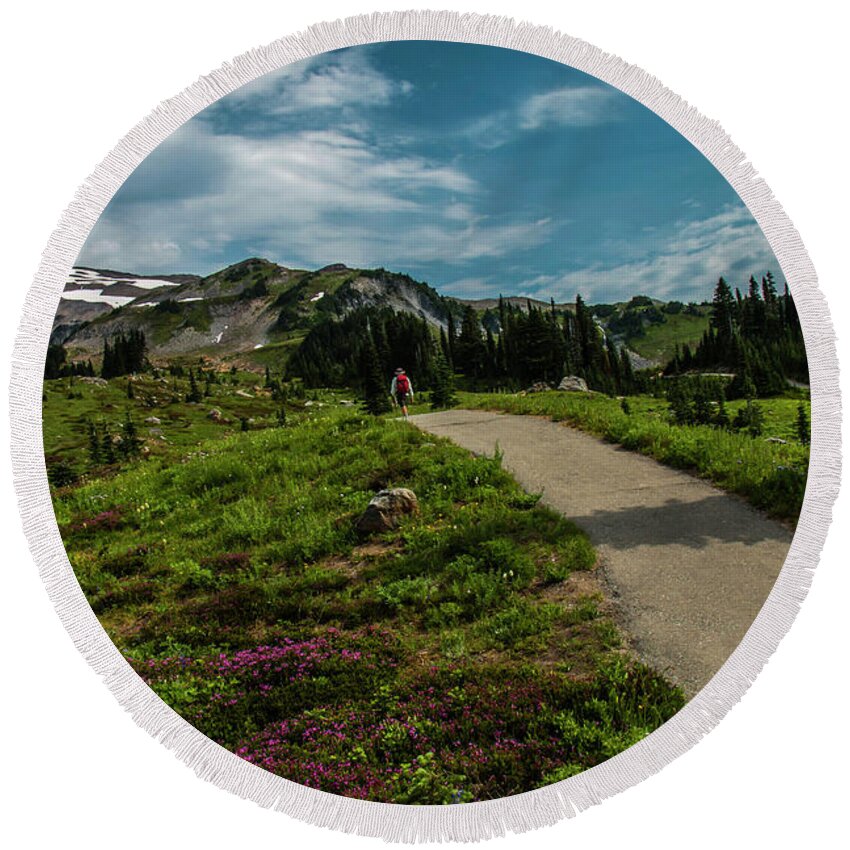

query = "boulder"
[
  {"left": 526, "top": 382, "right": 553, "bottom": 394},
  {"left": 208, "top": 408, "right": 223, "bottom": 421},
  {"left": 79, "top": 376, "right": 108, "bottom": 387},
  {"left": 339, "top": 400, "right": 356, "bottom": 407},
  {"left": 557, "top": 375, "right": 589, "bottom": 392},
  {"left": 355, "top": 488, "right": 419, "bottom": 534},
  {"left": 144, "top": 416, "right": 161, "bottom": 425}
]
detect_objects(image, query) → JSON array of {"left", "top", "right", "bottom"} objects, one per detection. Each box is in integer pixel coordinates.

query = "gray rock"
[
  {"left": 144, "top": 416, "right": 161, "bottom": 425},
  {"left": 526, "top": 381, "right": 553, "bottom": 394},
  {"left": 208, "top": 408, "right": 223, "bottom": 421},
  {"left": 79, "top": 376, "right": 109, "bottom": 387},
  {"left": 339, "top": 400, "right": 356, "bottom": 407},
  {"left": 557, "top": 375, "right": 590, "bottom": 392},
  {"left": 355, "top": 488, "right": 419, "bottom": 534},
  {"left": 148, "top": 428, "right": 163, "bottom": 437},
  {"left": 235, "top": 389, "right": 253, "bottom": 399},
  {"left": 765, "top": 436, "right": 788, "bottom": 444}
]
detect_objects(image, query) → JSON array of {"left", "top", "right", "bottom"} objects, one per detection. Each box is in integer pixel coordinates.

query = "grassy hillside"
[
  {"left": 43, "top": 371, "right": 291, "bottom": 470},
  {"left": 626, "top": 311, "right": 711, "bottom": 364},
  {"left": 48, "top": 390, "right": 683, "bottom": 803}
]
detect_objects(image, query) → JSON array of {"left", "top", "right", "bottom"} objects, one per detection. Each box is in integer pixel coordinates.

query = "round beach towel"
[{"left": 8, "top": 9, "right": 840, "bottom": 844}]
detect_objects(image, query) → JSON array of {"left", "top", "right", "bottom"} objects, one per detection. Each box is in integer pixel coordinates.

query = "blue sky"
[{"left": 77, "top": 41, "right": 782, "bottom": 304}]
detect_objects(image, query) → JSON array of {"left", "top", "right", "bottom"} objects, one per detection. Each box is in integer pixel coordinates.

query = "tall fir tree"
[
  {"left": 186, "top": 369, "right": 203, "bottom": 403},
  {"left": 87, "top": 420, "right": 102, "bottom": 466},
  {"left": 430, "top": 349, "right": 458, "bottom": 409},
  {"left": 455, "top": 305, "right": 488, "bottom": 379},
  {"left": 360, "top": 336, "right": 392, "bottom": 415}
]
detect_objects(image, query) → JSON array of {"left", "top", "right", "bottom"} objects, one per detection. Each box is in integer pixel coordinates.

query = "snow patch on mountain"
[
  {"left": 63, "top": 267, "right": 182, "bottom": 308},
  {"left": 61, "top": 289, "right": 138, "bottom": 308}
]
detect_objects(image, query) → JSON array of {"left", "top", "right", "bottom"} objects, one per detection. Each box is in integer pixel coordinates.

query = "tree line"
[
  {"left": 101, "top": 329, "right": 147, "bottom": 379},
  {"left": 442, "top": 297, "right": 636, "bottom": 394},
  {"left": 46, "top": 329, "right": 148, "bottom": 381},
  {"left": 666, "top": 273, "right": 806, "bottom": 396},
  {"left": 288, "top": 308, "right": 440, "bottom": 391},
  {"left": 44, "top": 345, "right": 95, "bottom": 380}
]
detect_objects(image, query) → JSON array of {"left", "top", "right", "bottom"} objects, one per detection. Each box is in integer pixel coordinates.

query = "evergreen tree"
[
  {"left": 485, "top": 327, "right": 498, "bottom": 381},
  {"left": 360, "top": 337, "right": 391, "bottom": 415},
  {"left": 102, "top": 427, "right": 117, "bottom": 464},
  {"left": 430, "top": 349, "right": 457, "bottom": 409},
  {"left": 87, "top": 420, "right": 102, "bottom": 466},
  {"left": 710, "top": 277, "right": 737, "bottom": 360},
  {"left": 445, "top": 311, "right": 457, "bottom": 368},
  {"left": 439, "top": 326, "right": 451, "bottom": 364},
  {"left": 619, "top": 347, "right": 635, "bottom": 393},
  {"left": 47, "top": 459, "right": 79, "bottom": 489},
  {"left": 683, "top": 271, "right": 804, "bottom": 395},
  {"left": 455, "top": 305, "right": 488, "bottom": 380},
  {"left": 606, "top": 335, "right": 622, "bottom": 391},
  {"left": 667, "top": 378, "right": 694, "bottom": 425},
  {"left": 44, "top": 344, "right": 68, "bottom": 380},
  {"left": 715, "top": 398, "right": 731, "bottom": 430},
  {"left": 186, "top": 369, "right": 203, "bottom": 403},
  {"left": 733, "top": 399, "right": 765, "bottom": 437},
  {"left": 126, "top": 380, "right": 134, "bottom": 399},
  {"left": 122, "top": 411, "right": 142, "bottom": 458},
  {"left": 100, "top": 329, "right": 147, "bottom": 378}
]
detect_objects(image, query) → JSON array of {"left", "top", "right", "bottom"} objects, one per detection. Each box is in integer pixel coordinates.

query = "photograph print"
[{"left": 43, "top": 41, "right": 809, "bottom": 804}]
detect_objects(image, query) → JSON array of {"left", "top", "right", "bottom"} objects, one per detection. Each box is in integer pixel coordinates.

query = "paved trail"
[{"left": 411, "top": 409, "right": 793, "bottom": 697}]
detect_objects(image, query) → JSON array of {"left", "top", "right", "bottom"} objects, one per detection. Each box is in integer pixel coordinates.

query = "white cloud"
[
  {"left": 462, "top": 85, "right": 618, "bottom": 149},
  {"left": 459, "top": 110, "right": 515, "bottom": 149},
  {"left": 515, "top": 206, "right": 781, "bottom": 304},
  {"left": 78, "top": 122, "right": 551, "bottom": 273},
  {"left": 518, "top": 86, "right": 618, "bottom": 130},
  {"left": 218, "top": 50, "right": 411, "bottom": 117}
]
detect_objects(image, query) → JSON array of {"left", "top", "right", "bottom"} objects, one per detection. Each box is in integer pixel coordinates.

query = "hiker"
[{"left": 390, "top": 367, "right": 413, "bottom": 418}]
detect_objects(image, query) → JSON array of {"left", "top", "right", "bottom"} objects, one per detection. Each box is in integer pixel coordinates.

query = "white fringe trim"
[{"left": 7, "top": 9, "right": 840, "bottom": 843}]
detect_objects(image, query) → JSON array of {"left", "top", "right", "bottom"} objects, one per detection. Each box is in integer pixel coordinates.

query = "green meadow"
[{"left": 45, "top": 375, "right": 684, "bottom": 803}]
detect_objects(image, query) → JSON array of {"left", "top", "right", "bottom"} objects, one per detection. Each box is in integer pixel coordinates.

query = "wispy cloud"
[
  {"left": 76, "top": 43, "right": 779, "bottom": 304},
  {"left": 513, "top": 206, "right": 782, "bottom": 304},
  {"left": 518, "top": 86, "right": 617, "bottom": 130},
  {"left": 462, "top": 85, "right": 618, "bottom": 148},
  {"left": 215, "top": 50, "right": 412, "bottom": 118},
  {"left": 79, "top": 122, "right": 549, "bottom": 273}
]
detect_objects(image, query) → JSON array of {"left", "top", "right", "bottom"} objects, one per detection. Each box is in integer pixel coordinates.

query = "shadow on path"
[
  {"left": 563, "top": 493, "right": 791, "bottom": 551},
  {"left": 411, "top": 408, "right": 794, "bottom": 696}
]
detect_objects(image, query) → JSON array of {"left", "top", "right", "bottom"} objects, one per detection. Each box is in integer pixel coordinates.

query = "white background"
[{"left": 1, "top": 2, "right": 847, "bottom": 847}]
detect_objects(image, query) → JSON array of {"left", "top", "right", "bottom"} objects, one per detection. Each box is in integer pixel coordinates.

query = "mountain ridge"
[{"left": 53, "top": 258, "right": 710, "bottom": 369}]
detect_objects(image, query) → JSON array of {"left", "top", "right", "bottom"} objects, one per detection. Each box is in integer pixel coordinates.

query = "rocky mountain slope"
[
  {"left": 54, "top": 259, "right": 452, "bottom": 364},
  {"left": 53, "top": 257, "right": 699, "bottom": 370}
]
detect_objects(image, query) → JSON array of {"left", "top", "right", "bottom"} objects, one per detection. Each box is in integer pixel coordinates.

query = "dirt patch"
[{"left": 321, "top": 539, "right": 403, "bottom": 579}]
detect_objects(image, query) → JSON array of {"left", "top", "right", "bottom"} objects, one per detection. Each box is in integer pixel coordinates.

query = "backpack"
[{"left": 396, "top": 373, "right": 410, "bottom": 394}]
